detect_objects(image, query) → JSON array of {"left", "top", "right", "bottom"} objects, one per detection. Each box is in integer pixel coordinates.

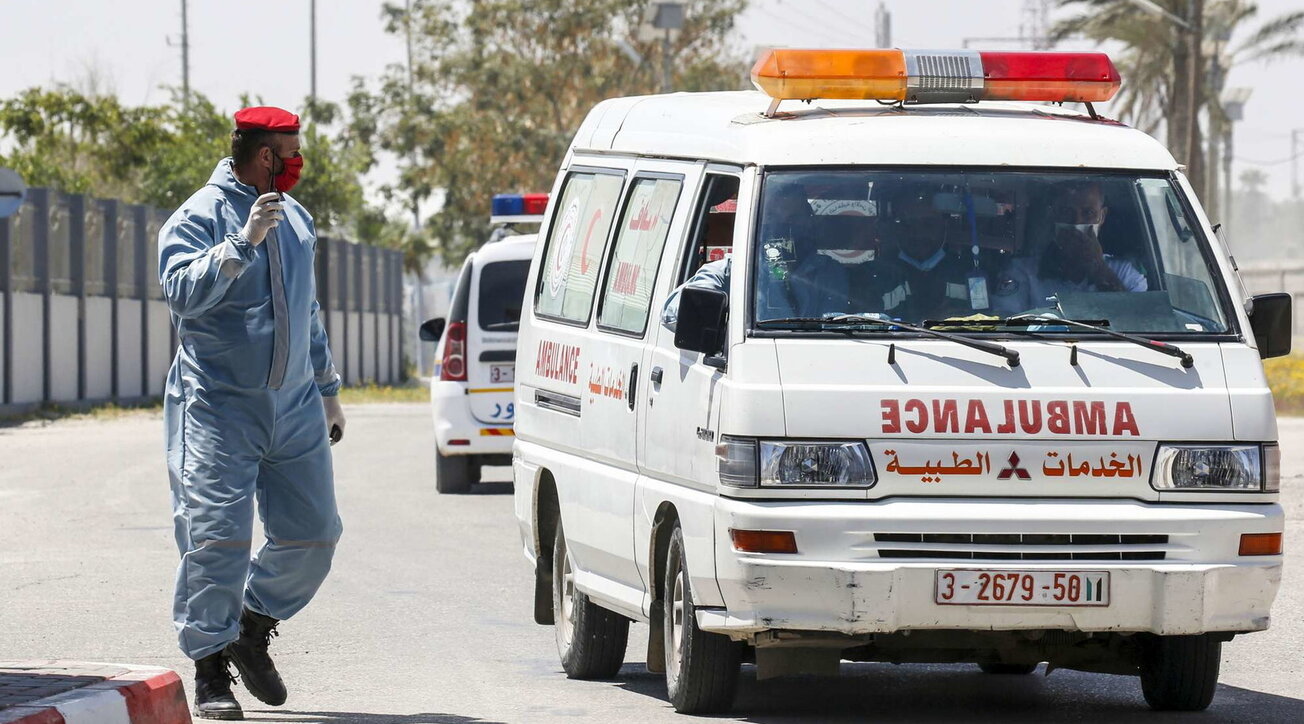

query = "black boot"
[
  {"left": 226, "top": 608, "right": 288, "bottom": 706},
  {"left": 193, "top": 651, "right": 243, "bottom": 720}
]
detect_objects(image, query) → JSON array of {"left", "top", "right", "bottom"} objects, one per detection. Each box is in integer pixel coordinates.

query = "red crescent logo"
[{"left": 579, "top": 209, "right": 604, "bottom": 274}]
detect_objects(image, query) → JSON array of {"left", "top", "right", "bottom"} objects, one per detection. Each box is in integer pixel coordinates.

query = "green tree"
[
  {"left": 0, "top": 86, "right": 374, "bottom": 235},
  {"left": 1053, "top": 0, "right": 1304, "bottom": 204},
  {"left": 353, "top": 0, "right": 749, "bottom": 267}
]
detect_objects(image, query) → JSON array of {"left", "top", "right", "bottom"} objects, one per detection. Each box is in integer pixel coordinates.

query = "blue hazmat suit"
[{"left": 159, "top": 158, "right": 342, "bottom": 660}]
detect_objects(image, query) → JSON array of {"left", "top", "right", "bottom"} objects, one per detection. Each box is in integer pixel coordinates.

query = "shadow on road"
[
  {"left": 251, "top": 713, "right": 504, "bottom": 724},
  {"left": 609, "top": 661, "right": 1304, "bottom": 723},
  {"left": 467, "top": 481, "right": 513, "bottom": 496}
]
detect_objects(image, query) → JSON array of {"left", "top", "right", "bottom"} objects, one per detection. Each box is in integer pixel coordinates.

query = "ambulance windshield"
[{"left": 752, "top": 170, "right": 1230, "bottom": 336}]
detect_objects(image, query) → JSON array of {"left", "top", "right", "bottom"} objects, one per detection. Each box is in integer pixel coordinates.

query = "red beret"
[{"left": 233, "top": 106, "right": 300, "bottom": 133}]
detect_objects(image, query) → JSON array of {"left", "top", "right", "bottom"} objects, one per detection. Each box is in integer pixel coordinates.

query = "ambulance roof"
[
  {"left": 569, "top": 90, "right": 1178, "bottom": 172},
  {"left": 473, "top": 233, "right": 537, "bottom": 265}
]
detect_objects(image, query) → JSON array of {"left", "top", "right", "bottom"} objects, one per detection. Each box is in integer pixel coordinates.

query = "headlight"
[
  {"left": 1153, "top": 444, "right": 1275, "bottom": 491},
  {"left": 716, "top": 438, "right": 876, "bottom": 488},
  {"left": 760, "top": 441, "right": 875, "bottom": 487}
]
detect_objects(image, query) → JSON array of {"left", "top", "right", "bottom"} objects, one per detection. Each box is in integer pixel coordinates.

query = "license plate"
[
  {"left": 490, "top": 364, "right": 514, "bottom": 383},
  {"left": 935, "top": 570, "right": 1109, "bottom": 606}
]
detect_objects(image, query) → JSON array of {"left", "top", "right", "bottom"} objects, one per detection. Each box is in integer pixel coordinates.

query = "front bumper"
[
  {"left": 704, "top": 497, "right": 1282, "bottom": 637},
  {"left": 430, "top": 380, "right": 514, "bottom": 456}
]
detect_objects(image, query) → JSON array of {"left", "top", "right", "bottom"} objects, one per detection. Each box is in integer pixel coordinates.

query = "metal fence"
[
  {"left": 0, "top": 188, "right": 404, "bottom": 411},
  {"left": 1239, "top": 265, "right": 1304, "bottom": 344}
]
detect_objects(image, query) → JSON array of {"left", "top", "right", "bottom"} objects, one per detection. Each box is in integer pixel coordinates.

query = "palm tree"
[{"left": 1053, "top": 1, "right": 1304, "bottom": 205}]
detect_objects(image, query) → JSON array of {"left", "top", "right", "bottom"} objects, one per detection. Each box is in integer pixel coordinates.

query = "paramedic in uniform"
[
  {"left": 884, "top": 185, "right": 983, "bottom": 322},
  {"left": 158, "top": 106, "right": 345, "bottom": 719},
  {"left": 991, "top": 180, "right": 1147, "bottom": 315}
]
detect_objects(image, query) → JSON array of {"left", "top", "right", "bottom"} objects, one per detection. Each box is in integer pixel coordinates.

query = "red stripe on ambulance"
[{"left": 881, "top": 399, "right": 1139, "bottom": 437}]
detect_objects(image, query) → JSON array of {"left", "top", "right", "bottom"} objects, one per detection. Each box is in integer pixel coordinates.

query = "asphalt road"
[{"left": 2, "top": 403, "right": 1302, "bottom": 723}]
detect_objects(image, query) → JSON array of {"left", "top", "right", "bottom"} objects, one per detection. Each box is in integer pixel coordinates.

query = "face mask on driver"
[{"left": 1055, "top": 222, "right": 1101, "bottom": 238}]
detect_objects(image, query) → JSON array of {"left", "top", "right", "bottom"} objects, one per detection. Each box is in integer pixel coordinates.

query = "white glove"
[
  {"left": 241, "top": 192, "right": 284, "bottom": 247},
  {"left": 323, "top": 396, "right": 346, "bottom": 445}
]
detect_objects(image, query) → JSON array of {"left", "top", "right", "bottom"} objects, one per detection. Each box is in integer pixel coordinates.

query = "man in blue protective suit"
[{"left": 159, "top": 106, "right": 345, "bottom": 720}]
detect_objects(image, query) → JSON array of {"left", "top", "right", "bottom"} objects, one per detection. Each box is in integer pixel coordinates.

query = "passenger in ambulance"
[
  {"left": 991, "top": 180, "right": 1147, "bottom": 315},
  {"left": 662, "top": 184, "right": 848, "bottom": 330},
  {"left": 881, "top": 185, "right": 987, "bottom": 322}
]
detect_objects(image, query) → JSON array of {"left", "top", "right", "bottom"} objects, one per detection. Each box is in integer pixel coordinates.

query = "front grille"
[{"left": 873, "top": 533, "right": 1169, "bottom": 561}]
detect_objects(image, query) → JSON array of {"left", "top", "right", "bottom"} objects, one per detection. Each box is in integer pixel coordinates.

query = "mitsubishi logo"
[{"left": 997, "top": 452, "right": 1031, "bottom": 481}]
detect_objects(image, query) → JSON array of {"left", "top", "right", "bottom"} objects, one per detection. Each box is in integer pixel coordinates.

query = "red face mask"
[{"left": 272, "top": 153, "right": 303, "bottom": 193}]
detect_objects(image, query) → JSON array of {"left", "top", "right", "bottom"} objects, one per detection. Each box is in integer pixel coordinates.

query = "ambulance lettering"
[
  {"left": 880, "top": 399, "right": 1140, "bottom": 437},
  {"left": 535, "top": 340, "right": 581, "bottom": 385}
]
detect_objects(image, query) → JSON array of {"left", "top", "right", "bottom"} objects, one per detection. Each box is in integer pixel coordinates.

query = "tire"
[
  {"left": 663, "top": 525, "right": 741, "bottom": 714},
  {"left": 552, "top": 522, "right": 629, "bottom": 679},
  {"left": 435, "top": 448, "right": 472, "bottom": 494},
  {"left": 1140, "top": 634, "right": 1221, "bottom": 711},
  {"left": 978, "top": 663, "right": 1038, "bottom": 675}
]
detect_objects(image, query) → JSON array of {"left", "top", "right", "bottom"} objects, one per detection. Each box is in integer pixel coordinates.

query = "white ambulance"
[
  {"left": 511, "top": 49, "right": 1291, "bottom": 713},
  {"left": 422, "top": 193, "right": 546, "bottom": 493}
]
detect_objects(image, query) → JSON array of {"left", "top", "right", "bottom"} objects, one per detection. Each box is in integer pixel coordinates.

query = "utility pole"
[
  {"left": 180, "top": 0, "right": 190, "bottom": 104},
  {"left": 650, "top": 3, "right": 685, "bottom": 93},
  {"left": 310, "top": 0, "right": 318, "bottom": 107},
  {"left": 874, "top": 2, "right": 891, "bottom": 48},
  {"left": 1294, "top": 129, "right": 1302, "bottom": 200}
]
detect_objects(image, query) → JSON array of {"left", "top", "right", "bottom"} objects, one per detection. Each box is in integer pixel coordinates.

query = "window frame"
[
  {"left": 595, "top": 171, "right": 687, "bottom": 339},
  {"left": 531, "top": 165, "right": 628, "bottom": 328}
]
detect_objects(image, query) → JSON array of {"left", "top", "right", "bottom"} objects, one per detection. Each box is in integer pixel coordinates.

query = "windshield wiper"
[
  {"left": 1004, "top": 314, "right": 1193, "bottom": 369},
  {"left": 485, "top": 321, "right": 520, "bottom": 331},
  {"left": 761, "top": 315, "right": 1020, "bottom": 367}
]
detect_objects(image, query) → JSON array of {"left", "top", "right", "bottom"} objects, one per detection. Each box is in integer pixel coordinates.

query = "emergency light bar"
[
  {"left": 751, "top": 49, "right": 1120, "bottom": 116},
  {"left": 490, "top": 192, "right": 549, "bottom": 225}
]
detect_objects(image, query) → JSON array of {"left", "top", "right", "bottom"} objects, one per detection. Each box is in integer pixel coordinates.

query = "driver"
[
  {"left": 662, "top": 183, "right": 848, "bottom": 329},
  {"left": 992, "top": 180, "right": 1147, "bottom": 315}
]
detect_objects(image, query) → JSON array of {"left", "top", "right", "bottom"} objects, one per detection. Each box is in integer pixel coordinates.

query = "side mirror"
[
  {"left": 1249, "top": 293, "right": 1292, "bottom": 359},
  {"left": 419, "top": 317, "right": 447, "bottom": 342},
  {"left": 674, "top": 286, "right": 728, "bottom": 356}
]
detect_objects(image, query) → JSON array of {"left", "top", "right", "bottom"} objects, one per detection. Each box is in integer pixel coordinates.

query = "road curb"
[{"left": 0, "top": 662, "right": 190, "bottom": 724}]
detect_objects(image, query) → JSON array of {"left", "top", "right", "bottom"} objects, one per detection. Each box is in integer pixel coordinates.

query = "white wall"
[
  {"left": 146, "top": 301, "right": 171, "bottom": 397},
  {"left": 10, "top": 293, "right": 43, "bottom": 404},
  {"left": 116, "top": 299, "right": 144, "bottom": 398},
  {"left": 49, "top": 295, "right": 78, "bottom": 401},
  {"left": 85, "top": 297, "right": 113, "bottom": 400}
]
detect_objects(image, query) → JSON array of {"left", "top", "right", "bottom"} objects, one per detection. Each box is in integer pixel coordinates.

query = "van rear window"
[{"left": 478, "top": 260, "right": 530, "bottom": 331}]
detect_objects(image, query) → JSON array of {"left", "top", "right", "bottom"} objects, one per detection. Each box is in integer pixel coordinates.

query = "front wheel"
[
  {"left": 663, "top": 525, "right": 741, "bottom": 714},
  {"left": 552, "top": 523, "right": 629, "bottom": 679},
  {"left": 1139, "top": 634, "right": 1220, "bottom": 711}
]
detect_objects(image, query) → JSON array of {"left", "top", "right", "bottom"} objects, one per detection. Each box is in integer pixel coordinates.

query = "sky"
[{"left": 0, "top": 0, "right": 1302, "bottom": 200}]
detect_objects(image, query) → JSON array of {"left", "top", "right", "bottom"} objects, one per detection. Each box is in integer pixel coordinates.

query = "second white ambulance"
[{"left": 512, "top": 49, "right": 1291, "bottom": 714}]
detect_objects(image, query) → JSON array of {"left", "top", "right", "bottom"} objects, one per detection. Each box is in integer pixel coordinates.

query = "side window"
[
  {"left": 535, "top": 170, "right": 625, "bottom": 323},
  {"left": 598, "top": 176, "right": 684, "bottom": 335},
  {"left": 679, "top": 175, "right": 741, "bottom": 283}
]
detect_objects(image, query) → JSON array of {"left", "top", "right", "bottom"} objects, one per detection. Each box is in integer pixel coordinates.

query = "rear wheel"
[
  {"left": 435, "top": 448, "right": 472, "bottom": 494},
  {"left": 1140, "top": 634, "right": 1220, "bottom": 711},
  {"left": 663, "top": 525, "right": 740, "bottom": 714},
  {"left": 552, "top": 523, "right": 629, "bottom": 679},
  {"left": 978, "top": 663, "right": 1038, "bottom": 675}
]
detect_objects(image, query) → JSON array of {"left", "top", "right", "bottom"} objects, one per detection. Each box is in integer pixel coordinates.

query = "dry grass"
[
  {"left": 337, "top": 382, "right": 429, "bottom": 405},
  {"left": 1, "top": 383, "right": 430, "bottom": 426},
  {"left": 1265, "top": 356, "right": 1304, "bottom": 415}
]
